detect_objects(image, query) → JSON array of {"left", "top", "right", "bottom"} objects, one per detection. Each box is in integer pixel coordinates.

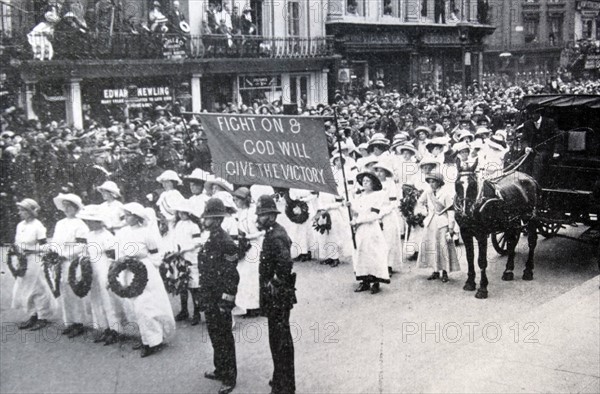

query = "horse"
[{"left": 454, "top": 159, "right": 540, "bottom": 299}]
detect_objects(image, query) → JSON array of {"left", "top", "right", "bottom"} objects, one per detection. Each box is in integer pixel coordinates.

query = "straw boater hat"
[
  {"left": 368, "top": 133, "right": 390, "bottom": 148},
  {"left": 77, "top": 205, "right": 108, "bottom": 224},
  {"left": 372, "top": 161, "right": 394, "bottom": 178},
  {"left": 184, "top": 168, "right": 212, "bottom": 183},
  {"left": 361, "top": 156, "right": 379, "bottom": 170},
  {"left": 206, "top": 177, "right": 233, "bottom": 194},
  {"left": 53, "top": 193, "right": 84, "bottom": 212},
  {"left": 397, "top": 142, "right": 417, "bottom": 155},
  {"left": 453, "top": 141, "right": 471, "bottom": 154},
  {"left": 494, "top": 129, "right": 508, "bottom": 142},
  {"left": 356, "top": 171, "right": 383, "bottom": 191},
  {"left": 97, "top": 181, "right": 121, "bottom": 198},
  {"left": 487, "top": 135, "right": 508, "bottom": 152},
  {"left": 454, "top": 129, "right": 474, "bottom": 143},
  {"left": 419, "top": 157, "right": 441, "bottom": 169},
  {"left": 474, "top": 126, "right": 492, "bottom": 138},
  {"left": 123, "top": 202, "right": 150, "bottom": 224},
  {"left": 414, "top": 126, "right": 432, "bottom": 138},
  {"left": 425, "top": 136, "right": 449, "bottom": 150},
  {"left": 425, "top": 172, "right": 445, "bottom": 186},
  {"left": 390, "top": 133, "right": 409, "bottom": 150},
  {"left": 16, "top": 199, "right": 40, "bottom": 217},
  {"left": 156, "top": 170, "right": 183, "bottom": 185}
]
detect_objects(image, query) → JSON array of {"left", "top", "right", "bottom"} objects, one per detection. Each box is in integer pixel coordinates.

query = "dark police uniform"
[
  {"left": 198, "top": 226, "right": 240, "bottom": 387},
  {"left": 260, "top": 221, "right": 297, "bottom": 394}
]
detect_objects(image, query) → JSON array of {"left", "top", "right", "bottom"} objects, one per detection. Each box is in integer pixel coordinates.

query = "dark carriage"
[{"left": 492, "top": 94, "right": 600, "bottom": 255}]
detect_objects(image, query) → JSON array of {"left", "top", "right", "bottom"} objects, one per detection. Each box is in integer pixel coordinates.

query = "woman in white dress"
[
  {"left": 156, "top": 170, "right": 185, "bottom": 233},
  {"left": 288, "top": 188, "right": 317, "bottom": 261},
  {"left": 51, "top": 193, "right": 90, "bottom": 338},
  {"left": 115, "top": 202, "right": 176, "bottom": 357},
  {"left": 232, "top": 187, "right": 264, "bottom": 316},
  {"left": 77, "top": 205, "right": 124, "bottom": 345},
  {"left": 417, "top": 172, "right": 460, "bottom": 282},
  {"left": 97, "top": 181, "right": 126, "bottom": 233},
  {"left": 373, "top": 160, "right": 403, "bottom": 276},
  {"left": 167, "top": 199, "right": 203, "bottom": 325},
  {"left": 11, "top": 199, "right": 55, "bottom": 331},
  {"left": 350, "top": 171, "right": 390, "bottom": 294}
]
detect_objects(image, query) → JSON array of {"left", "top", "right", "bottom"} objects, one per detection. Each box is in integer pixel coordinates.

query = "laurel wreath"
[
  {"left": 68, "top": 256, "right": 93, "bottom": 298},
  {"left": 108, "top": 257, "right": 149, "bottom": 298},
  {"left": 6, "top": 246, "right": 28, "bottom": 278},
  {"left": 312, "top": 211, "right": 332, "bottom": 234},
  {"left": 42, "top": 251, "right": 64, "bottom": 298},
  {"left": 285, "top": 199, "right": 310, "bottom": 224},
  {"left": 159, "top": 252, "right": 192, "bottom": 295},
  {"left": 400, "top": 184, "right": 426, "bottom": 228}
]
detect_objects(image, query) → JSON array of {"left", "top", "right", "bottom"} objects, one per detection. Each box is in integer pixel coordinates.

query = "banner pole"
[{"left": 333, "top": 108, "right": 357, "bottom": 250}]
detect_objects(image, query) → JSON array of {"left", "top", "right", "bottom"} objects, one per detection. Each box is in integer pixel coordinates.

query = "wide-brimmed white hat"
[
  {"left": 453, "top": 141, "right": 471, "bottom": 154},
  {"left": 53, "top": 193, "right": 84, "bottom": 212},
  {"left": 206, "top": 177, "right": 233, "bottom": 194},
  {"left": 396, "top": 142, "right": 417, "bottom": 155},
  {"left": 487, "top": 135, "right": 508, "bottom": 152},
  {"left": 16, "top": 198, "right": 40, "bottom": 216},
  {"left": 97, "top": 181, "right": 121, "bottom": 198},
  {"left": 372, "top": 160, "right": 394, "bottom": 177},
  {"left": 184, "top": 168, "right": 213, "bottom": 183},
  {"left": 77, "top": 205, "right": 108, "bottom": 224},
  {"left": 156, "top": 170, "right": 182, "bottom": 185},
  {"left": 123, "top": 202, "right": 150, "bottom": 224},
  {"left": 426, "top": 136, "right": 449, "bottom": 149},
  {"left": 213, "top": 191, "right": 237, "bottom": 212},
  {"left": 171, "top": 199, "right": 198, "bottom": 216},
  {"left": 419, "top": 157, "right": 441, "bottom": 168}
]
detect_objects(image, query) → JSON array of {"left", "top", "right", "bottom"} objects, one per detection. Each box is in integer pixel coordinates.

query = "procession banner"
[{"left": 198, "top": 113, "right": 338, "bottom": 194}]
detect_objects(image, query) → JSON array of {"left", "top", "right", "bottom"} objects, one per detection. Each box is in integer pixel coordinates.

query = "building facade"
[
  {"left": 326, "top": 0, "right": 494, "bottom": 94},
  {"left": 2, "top": 0, "right": 337, "bottom": 128}
]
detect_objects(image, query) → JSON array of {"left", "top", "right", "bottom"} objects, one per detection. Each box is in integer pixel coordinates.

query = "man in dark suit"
[
  {"left": 256, "top": 195, "right": 297, "bottom": 394},
  {"left": 198, "top": 198, "right": 240, "bottom": 394},
  {"left": 520, "top": 110, "right": 560, "bottom": 186}
]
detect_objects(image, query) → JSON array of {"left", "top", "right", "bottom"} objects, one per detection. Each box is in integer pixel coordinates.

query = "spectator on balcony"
[
  {"left": 94, "top": 0, "right": 114, "bottom": 34},
  {"left": 383, "top": 0, "right": 393, "bottom": 16},
  {"left": 347, "top": 1, "right": 359, "bottom": 16},
  {"left": 54, "top": 12, "right": 89, "bottom": 59},
  {"left": 435, "top": 0, "right": 446, "bottom": 24},
  {"left": 477, "top": 0, "right": 489, "bottom": 24},
  {"left": 167, "top": 0, "right": 189, "bottom": 35},
  {"left": 149, "top": 1, "right": 169, "bottom": 33},
  {"left": 241, "top": 9, "right": 257, "bottom": 35},
  {"left": 214, "top": 2, "right": 233, "bottom": 34},
  {"left": 27, "top": 10, "right": 60, "bottom": 61}
]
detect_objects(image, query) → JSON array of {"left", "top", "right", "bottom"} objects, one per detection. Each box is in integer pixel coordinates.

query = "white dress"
[
  {"left": 156, "top": 189, "right": 185, "bottom": 231},
  {"left": 313, "top": 192, "right": 352, "bottom": 262},
  {"left": 167, "top": 219, "right": 202, "bottom": 288},
  {"left": 287, "top": 188, "right": 317, "bottom": 258},
  {"left": 114, "top": 224, "right": 176, "bottom": 347},
  {"left": 380, "top": 179, "right": 403, "bottom": 270},
  {"left": 51, "top": 217, "right": 91, "bottom": 326},
  {"left": 99, "top": 200, "right": 125, "bottom": 231},
  {"left": 235, "top": 206, "right": 262, "bottom": 311},
  {"left": 85, "top": 228, "right": 128, "bottom": 330},
  {"left": 352, "top": 191, "right": 390, "bottom": 283},
  {"left": 11, "top": 219, "right": 56, "bottom": 319}
]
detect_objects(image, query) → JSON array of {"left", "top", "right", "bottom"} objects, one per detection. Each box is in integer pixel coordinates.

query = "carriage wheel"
[
  {"left": 538, "top": 221, "right": 561, "bottom": 238},
  {"left": 491, "top": 232, "right": 509, "bottom": 256}
]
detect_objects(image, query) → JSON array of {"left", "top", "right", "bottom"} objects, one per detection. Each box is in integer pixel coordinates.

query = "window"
[
  {"left": 347, "top": 0, "right": 360, "bottom": 16},
  {"left": 548, "top": 15, "right": 563, "bottom": 44},
  {"left": 383, "top": 0, "right": 393, "bottom": 16},
  {"left": 524, "top": 18, "right": 539, "bottom": 43},
  {"left": 582, "top": 19, "right": 593, "bottom": 39},
  {"left": 287, "top": 1, "right": 300, "bottom": 36}
]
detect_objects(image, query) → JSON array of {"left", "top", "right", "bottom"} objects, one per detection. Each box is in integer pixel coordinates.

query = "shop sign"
[
  {"left": 584, "top": 54, "right": 600, "bottom": 69},
  {"left": 338, "top": 68, "right": 351, "bottom": 83},
  {"left": 162, "top": 36, "right": 187, "bottom": 59},
  {"left": 578, "top": 1, "right": 600, "bottom": 11},
  {"left": 100, "top": 86, "right": 172, "bottom": 108},
  {"left": 240, "top": 76, "right": 280, "bottom": 88}
]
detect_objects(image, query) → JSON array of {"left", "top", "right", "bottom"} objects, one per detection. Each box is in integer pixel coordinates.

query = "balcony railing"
[
  {"left": 23, "top": 32, "right": 334, "bottom": 61},
  {"left": 485, "top": 41, "right": 565, "bottom": 52}
]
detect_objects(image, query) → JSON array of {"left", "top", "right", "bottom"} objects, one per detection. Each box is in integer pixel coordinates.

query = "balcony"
[
  {"left": 485, "top": 41, "right": 565, "bottom": 53},
  {"left": 22, "top": 32, "right": 335, "bottom": 61}
]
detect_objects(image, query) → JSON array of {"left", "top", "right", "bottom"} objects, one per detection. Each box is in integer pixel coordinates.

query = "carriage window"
[{"left": 567, "top": 130, "right": 586, "bottom": 152}]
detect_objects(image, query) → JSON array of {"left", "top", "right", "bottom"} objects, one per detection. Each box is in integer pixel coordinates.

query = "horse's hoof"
[
  {"left": 463, "top": 281, "right": 476, "bottom": 291},
  {"left": 475, "top": 289, "right": 488, "bottom": 299},
  {"left": 522, "top": 271, "right": 534, "bottom": 281},
  {"left": 502, "top": 271, "right": 514, "bottom": 281}
]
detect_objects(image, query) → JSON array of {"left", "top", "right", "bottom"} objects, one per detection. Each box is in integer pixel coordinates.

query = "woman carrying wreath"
[
  {"left": 11, "top": 199, "right": 56, "bottom": 331},
  {"left": 114, "top": 202, "right": 175, "bottom": 357},
  {"left": 51, "top": 193, "right": 91, "bottom": 338},
  {"left": 350, "top": 171, "right": 390, "bottom": 294},
  {"left": 77, "top": 205, "right": 125, "bottom": 345}
]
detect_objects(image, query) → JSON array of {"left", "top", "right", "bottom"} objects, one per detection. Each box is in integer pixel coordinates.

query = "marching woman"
[
  {"left": 97, "top": 181, "right": 126, "bottom": 232},
  {"left": 185, "top": 168, "right": 213, "bottom": 218},
  {"left": 213, "top": 191, "right": 239, "bottom": 237},
  {"left": 232, "top": 187, "right": 264, "bottom": 316},
  {"left": 156, "top": 170, "right": 185, "bottom": 233},
  {"left": 77, "top": 205, "right": 124, "bottom": 345},
  {"left": 51, "top": 193, "right": 91, "bottom": 338},
  {"left": 417, "top": 172, "right": 460, "bottom": 283},
  {"left": 11, "top": 199, "right": 55, "bottom": 330},
  {"left": 168, "top": 199, "right": 203, "bottom": 325},
  {"left": 373, "top": 160, "right": 403, "bottom": 276},
  {"left": 115, "top": 202, "right": 175, "bottom": 357},
  {"left": 350, "top": 171, "right": 390, "bottom": 294}
]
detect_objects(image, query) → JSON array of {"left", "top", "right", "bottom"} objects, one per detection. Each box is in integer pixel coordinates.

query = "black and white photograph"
[{"left": 1, "top": 0, "right": 599, "bottom": 393}]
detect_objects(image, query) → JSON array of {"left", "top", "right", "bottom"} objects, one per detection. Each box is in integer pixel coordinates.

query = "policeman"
[
  {"left": 255, "top": 195, "right": 297, "bottom": 394},
  {"left": 198, "top": 198, "right": 239, "bottom": 394}
]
